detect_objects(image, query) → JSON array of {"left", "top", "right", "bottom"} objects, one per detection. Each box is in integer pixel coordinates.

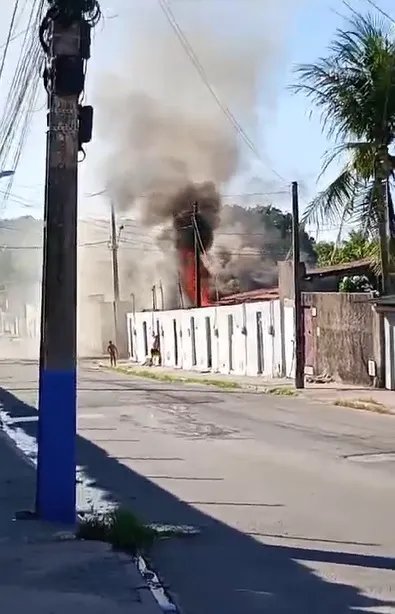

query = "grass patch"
[
  {"left": 112, "top": 365, "right": 241, "bottom": 390},
  {"left": 333, "top": 398, "right": 389, "bottom": 414},
  {"left": 77, "top": 508, "right": 155, "bottom": 554},
  {"left": 77, "top": 508, "right": 200, "bottom": 554},
  {"left": 266, "top": 386, "right": 297, "bottom": 397},
  {"left": 199, "top": 378, "right": 240, "bottom": 390}
]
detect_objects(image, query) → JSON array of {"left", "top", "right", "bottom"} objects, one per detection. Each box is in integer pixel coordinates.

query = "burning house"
[{"left": 172, "top": 182, "right": 220, "bottom": 307}]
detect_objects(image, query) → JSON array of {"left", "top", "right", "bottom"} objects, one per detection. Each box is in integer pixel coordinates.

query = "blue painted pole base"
[{"left": 37, "top": 368, "right": 76, "bottom": 524}]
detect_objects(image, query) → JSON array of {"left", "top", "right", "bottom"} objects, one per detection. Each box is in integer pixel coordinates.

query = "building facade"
[{"left": 127, "top": 299, "right": 283, "bottom": 378}]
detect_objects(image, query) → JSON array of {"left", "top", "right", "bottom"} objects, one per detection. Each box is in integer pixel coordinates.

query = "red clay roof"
[
  {"left": 306, "top": 258, "right": 373, "bottom": 276},
  {"left": 218, "top": 287, "right": 279, "bottom": 305}
]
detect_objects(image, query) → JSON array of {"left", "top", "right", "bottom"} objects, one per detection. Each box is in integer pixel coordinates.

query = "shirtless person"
[{"left": 107, "top": 340, "right": 118, "bottom": 367}]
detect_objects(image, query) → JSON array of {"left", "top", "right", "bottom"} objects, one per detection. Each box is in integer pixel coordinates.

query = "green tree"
[
  {"left": 292, "top": 12, "right": 395, "bottom": 290},
  {"left": 314, "top": 241, "right": 337, "bottom": 267},
  {"left": 315, "top": 231, "right": 378, "bottom": 267}
]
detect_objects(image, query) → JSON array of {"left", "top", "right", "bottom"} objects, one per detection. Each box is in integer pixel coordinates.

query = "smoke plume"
[{"left": 95, "top": 1, "right": 295, "bottom": 306}]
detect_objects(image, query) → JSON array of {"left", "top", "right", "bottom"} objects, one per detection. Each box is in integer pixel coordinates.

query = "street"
[{"left": 1, "top": 360, "right": 395, "bottom": 613}]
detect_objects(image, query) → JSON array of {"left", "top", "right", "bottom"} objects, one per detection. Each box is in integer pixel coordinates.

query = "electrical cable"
[
  {"left": 46, "top": 0, "right": 101, "bottom": 26},
  {"left": 0, "top": 240, "right": 109, "bottom": 251},
  {"left": 158, "top": 0, "right": 289, "bottom": 186},
  {"left": 192, "top": 215, "right": 221, "bottom": 300},
  {"left": 0, "top": 27, "right": 31, "bottom": 51},
  {"left": 364, "top": 0, "right": 395, "bottom": 24},
  {"left": 85, "top": 189, "right": 289, "bottom": 200},
  {"left": 0, "top": 0, "right": 46, "bottom": 210},
  {"left": 0, "top": 0, "right": 21, "bottom": 84}
]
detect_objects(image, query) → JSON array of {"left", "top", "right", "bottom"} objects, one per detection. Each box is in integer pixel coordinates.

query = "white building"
[{"left": 127, "top": 294, "right": 288, "bottom": 378}]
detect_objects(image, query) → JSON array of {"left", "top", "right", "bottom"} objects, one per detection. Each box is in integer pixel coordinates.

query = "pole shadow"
[{"left": 0, "top": 386, "right": 394, "bottom": 614}]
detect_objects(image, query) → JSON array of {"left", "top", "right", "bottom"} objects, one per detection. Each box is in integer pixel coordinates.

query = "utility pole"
[
  {"left": 110, "top": 200, "right": 121, "bottom": 348},
  {"left": 37, "top": 2, "right": 95, "bottom": 523},
  {"left": 376, "top": 148, "right": 391, "bottom": 295},
  {"left": 192, "top": 202, "right": 201, "bottom": 308},
  {"left": 159, "top": 280, "right": 165, "bottom": 310},
  {"left": 292, "top": 181, "right": 305, "bottom": 389},
  {"left": 177, "top": 271, "right": 184, "bottom": 309},
  {"left": 152, "top": 285, "right": 157, "bottom": 311}
]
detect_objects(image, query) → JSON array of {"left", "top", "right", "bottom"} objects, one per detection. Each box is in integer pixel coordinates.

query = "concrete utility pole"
[
  {"left": 376, "top": 147, "right": 391, "bottom": 295},
  {"left": 192, "top": 202, "right": 201, "bottom": 308},
  {"left": 152, "top": 285, "right": 157, "bottom": 311},
  {"left": 177, "top": 271, "right": 184, "bottom": 308},
  {"left": 37, "top": 2, "right": 95, "bottom": 524},
  {"left": 292, "top": 181, "right": 305, "bottom": 389},
  {"left": 130, "top": 292, "right": 136, "bottom": 315},
  {"left": 159, "top": 280, "right": 164, "bottom": 310},
  {"left": 110, "top": 201, "right": 121, "bottom": 348}
]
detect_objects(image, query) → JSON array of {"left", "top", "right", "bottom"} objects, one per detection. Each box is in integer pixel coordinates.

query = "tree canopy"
[
  {"left": 292, "top": 12, "right": 395, "bottom": 239},
  {"left": 315, "top": 231, "right": 378, "bottom": 267}
]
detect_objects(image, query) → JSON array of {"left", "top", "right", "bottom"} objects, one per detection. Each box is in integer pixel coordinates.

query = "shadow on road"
[{"left": 0, "top": 385, "right": 394, "bottom": 614}]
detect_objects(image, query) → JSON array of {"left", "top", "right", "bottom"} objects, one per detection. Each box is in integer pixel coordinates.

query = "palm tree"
[{"left": 292, "top": 12, "right": 395, "bottom": 291}]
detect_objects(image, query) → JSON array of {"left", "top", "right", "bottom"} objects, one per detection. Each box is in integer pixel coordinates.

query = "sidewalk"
[
  {"left": 105, "top": 360, "right": 395, "bottom": 414},
  {"left": 0, "top": 431, "right": 162, "bottom": 614}
]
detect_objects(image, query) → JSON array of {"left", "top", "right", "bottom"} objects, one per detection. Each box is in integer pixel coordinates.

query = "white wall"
[
  {"left": 245, "top": 301, "right": 282, "bottom": 377},
  {"left": 283, "top": 300, "right": 295, "bottom": 378},
  {"left": 384, "top": 313, "right": 395, "bottom": 390},
  {"left": 127, "top": 299, "right": 284, "bottom": 379},
  {"left": 215, "top": 304, "right": 246, "bottom": 374}
]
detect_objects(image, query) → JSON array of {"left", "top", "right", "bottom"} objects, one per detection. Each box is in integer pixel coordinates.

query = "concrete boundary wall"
[{"left": 127, "top": 300, "right": 282, "bottom": 377}]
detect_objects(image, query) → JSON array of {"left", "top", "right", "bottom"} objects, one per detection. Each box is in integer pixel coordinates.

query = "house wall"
[
  {"left": 132, "top": 311, "right": 156, "bottom": 363},
  {"left": 128, "top": 294, "right": 382, "bottom": 386},
  {"left": 245, "top": 301, "right": 282, "bottom": 377},
  {"left": 127, "top": 300, "right": 282, "bottom": 378},
  {"left": 282, "top": 300, "right": 295, "bottom": 378},
  {"left": 302, "top": 292, "right": 379, "bottom": 386},
  {"left": 78, "top": 299, "right": 103, "bottom": 356},
  {"left": 215, "top": 304, "right": 245, "bottom": 374},
  {"left": 384, "top": 313, "right": 395, "bottom": 390}
]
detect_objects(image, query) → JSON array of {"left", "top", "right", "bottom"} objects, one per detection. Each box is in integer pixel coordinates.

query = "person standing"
[
  {"left": 107, "top": 340, "right": 118, "bottom": 367},
  {"left": 150, "top": 333, "right": 161, "bottom": 366}
]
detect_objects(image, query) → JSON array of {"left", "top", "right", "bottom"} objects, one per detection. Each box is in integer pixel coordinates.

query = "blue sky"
[{"left": 0, "top": 0, "right": 394, "bottom": 241}]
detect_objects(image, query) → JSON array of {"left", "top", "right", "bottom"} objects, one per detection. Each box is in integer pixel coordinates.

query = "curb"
[{"left": 0, "top": 408, "right": 180, "bottom": 614}]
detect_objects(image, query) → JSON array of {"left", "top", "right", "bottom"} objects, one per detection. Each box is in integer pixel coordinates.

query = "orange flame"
[{"left": 179, "top": 247, "right": 211, "bottom": 307}]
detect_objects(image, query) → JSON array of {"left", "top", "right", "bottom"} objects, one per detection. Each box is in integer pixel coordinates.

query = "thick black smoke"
[
  {"left": 172, "top": 182, "right": 221, "bottom": 252},
  {"left": 94, "top": 3, "right": 297, "bottom": 307}
]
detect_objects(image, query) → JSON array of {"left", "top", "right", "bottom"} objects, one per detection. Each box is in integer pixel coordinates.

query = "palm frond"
[
  {"left": 320, "top": 141, "right": 375, "bottom": 179},
  {"left": 302, "top": 168, "right": 357, "bottom": 226},
  {"left": 352, "top": 179, "right": 385, "bottom": 236},
  {"left": 291, "top": 11, "right": 395, "bottom": 144},
  {"left": 350, "top": 143, "right": 377, "bottom": 180}
]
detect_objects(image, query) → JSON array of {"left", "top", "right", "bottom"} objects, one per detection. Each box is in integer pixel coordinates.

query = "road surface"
[{"left": 1, "top": 360, "right": 395, "bottom": 614}]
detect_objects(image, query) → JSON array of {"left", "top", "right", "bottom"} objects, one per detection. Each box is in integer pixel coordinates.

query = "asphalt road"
[{"left": 1, "top": 360, "right": 395, "bottom": 614}]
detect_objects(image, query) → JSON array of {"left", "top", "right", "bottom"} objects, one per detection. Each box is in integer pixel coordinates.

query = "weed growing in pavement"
[
  {"left": 77, "top": 507, "right": 200, "bottom": 554},
  {"left": 112, "top": 365, "right": 241, "bottom": 390},
  {"left": 333, "top": 398, "right": 389, "bottom": 414},
  {"left": 266, "top": 386, "right": 297, "bottom": 396},
  {"left": 77, "top": 507, "right": 155, "bottom": 554}
]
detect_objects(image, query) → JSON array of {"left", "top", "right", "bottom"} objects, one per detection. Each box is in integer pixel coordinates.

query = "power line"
[
  {"left": 0, "top": 1, "right": 20, "bottom": 84},
  {"left": 0, "top": 241, "right": 109, "bottom": 250},
  {"left": 117, "top": 242, "right": 280, "bottom": 257},
  {"left": 364, "top": 0, "right": 395, "bottom": 23},
  {"left": 0, "top": 27, "right": 31, "bottom": 51},
  {"left": 157, "top": 0, "right": 288, "bottom": 186},
  {"left": 0, "top": 0, "right": 46, "bottom": 209},
  {"left": 85, "top": 189, "right": 289, "bottom": 200}
]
